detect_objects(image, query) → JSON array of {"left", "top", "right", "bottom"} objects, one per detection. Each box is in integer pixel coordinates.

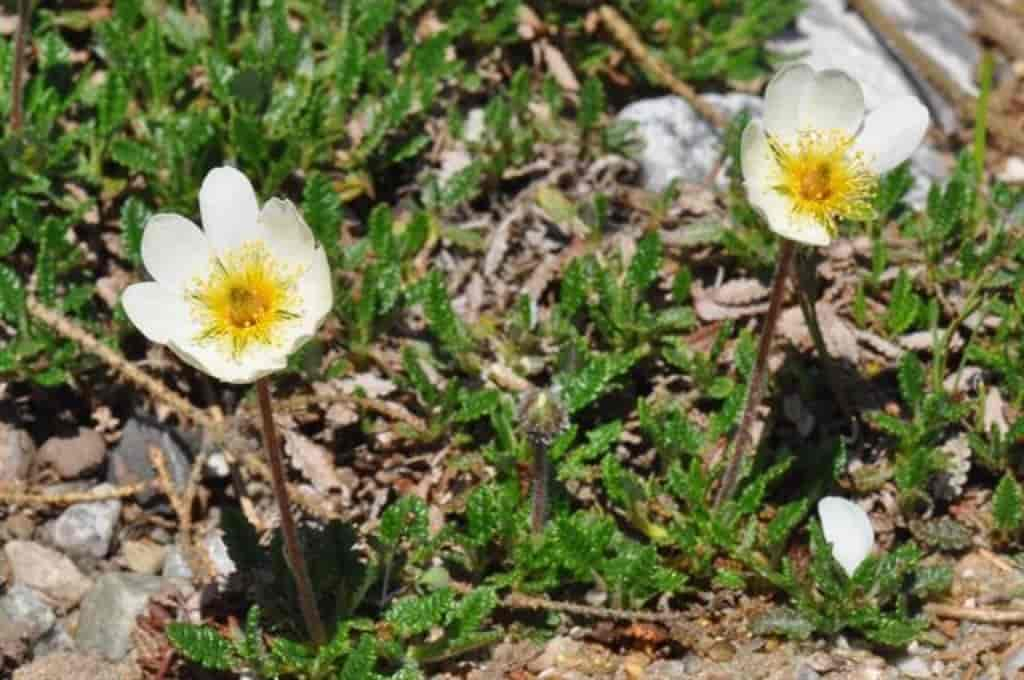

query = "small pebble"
[
  {"left": 37, "top": 427, "right": 107, "bottom": 480},
  {"left": 3, "top": 541, "right": 92, "bottom": 608},
  {"left": 52, "top": 486, "right": 121, "bottom": 559},
  {"left": 706, "top": 640, "right": 736, "bottom": 663}
]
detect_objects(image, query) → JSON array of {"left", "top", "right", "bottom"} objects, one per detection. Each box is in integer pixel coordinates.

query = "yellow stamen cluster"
[
  {"left": 188, "top": 242, "right": 301, "bottom": 359},
  {"left": 768, "top": 129, "right": 876, "bottom": 239}
]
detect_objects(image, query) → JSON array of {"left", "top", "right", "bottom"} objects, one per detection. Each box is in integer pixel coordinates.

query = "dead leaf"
[
  {"left": 984, "top": 387, "right": 1009, "bottom": 436},
  {"left": 285, "top": 431, "right": 344, "bottom": 494},
  {"left": 692, "top": 278, "right": 769, "bottom": 321},
  {"left": 541, "top": 40, "right": 580, "bottom": 92}
]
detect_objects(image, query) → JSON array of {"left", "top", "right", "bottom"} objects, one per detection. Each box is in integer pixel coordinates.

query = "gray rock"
[
  {"left": 161, "top": 545, "right": 194, "bottom": 580},
  {"left": 33, "top": 619, "right": 74, "bottom": 657},
  {"left": 772, "top": 0, "right": 975, "bottom": 127},
  {"left": 894, "top": 654, "right": 932, "bottom": 678},
  {"left": 616, "top": 93, "right": 762, "bottom": 192},
  {"left": 202, "top": 530, "right": 237, "bottom": 580},
  {"left": 0, "top": 584, "right": 55, "bottom": 641},
  {"left": 646, "top": 659, "right": 701, "bottom": 678},
  {"left": 107, "top": 418, "right": 191, "bottom": 504},
  {"left": 53, "top": 486, "right": 121, "bottom": 559},
  {"left": 3, "top": 541, "right": 92, "bottom": 608},
  {"left": 74, "top": 572, "right": 163, "bottom": 661},
  {"left": 796, "top": 665, "right": 822, "bottom": 680},
  {"left": 0, "top": 424, "right": 35, "bottom": 483},
  {"left": 36, "top": 427, "right": 107, "bottom": 480},
  {"left": 12, "top": 651, "right": 143, "bottom": 680}
]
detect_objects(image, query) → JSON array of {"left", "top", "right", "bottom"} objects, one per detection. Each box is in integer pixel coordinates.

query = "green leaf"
[
  {"left": 415, "top": 270, "right": 471, "bottom": 355},
  {"left": 454, "top": 389, "right": 500, "bottom": 423},
  {"left": 765, "top": 498, "right": 809, "bottom": 549},
  {"left": 165, "top": 623, "right": 235, "bottom": 671},
  {"left": 912, "top": 564, "right": 953, "bottom": 599},
  {"left": 559, "top": 258, "right": 587, "bottom": 318},
  {"left": 340, "top": 634, "right": 378, "bottom": 680},
  {"left": 626, "top": 232, "right": 661, "bottom": 293},
  {"left": 0, "top": 264, "right": 25, "bottom": 321},
  {"left": 302, "top": 173, "right": 342, "bottom": 262},
  {"left": 885, "top": 270, "right": 920, "bottom": 335},
  {"left": 577, "top": 75, "right": 605, "bottom": 134},
  {"left": 402, "top": 347, "right": 440, "bottom": 406},
  {"left": 559, "top": 350, "right": 640, "bottom": 414},
  {"left": 386, "top": 589, "right": 454, "bottom": 638},
  {"left": 994, "top": 472, "right": 1023, "bottom": 532},
  {"left": 110, "top": 138, "right": 159, "bottom": 172},
  {"left": 119, "top": 196, "right": 149, "bottom": 265},
  {"left": 897, "top": 351, "right": 925, "bottom": 408}
]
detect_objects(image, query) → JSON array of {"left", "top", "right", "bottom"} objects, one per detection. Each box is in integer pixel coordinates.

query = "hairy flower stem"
[
  {"left": 531, "top": 444, "right": 550, "bottom": 534},
  {"left": 713, "top": 239, "right": 796, "bottom": 508},
  {"left": 256, "top": 378, "right": 327, "bottom": 648},
  {"left": 11, "top": 0, "right": 31, "bottom": 131}
]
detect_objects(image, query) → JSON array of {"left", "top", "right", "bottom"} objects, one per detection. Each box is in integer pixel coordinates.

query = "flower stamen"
[
  {"left": 768, "top": 129, "right": 877, "bottom": 239},
  {"left": 188, "top": 242, "right": 302, "bottom": 360}
]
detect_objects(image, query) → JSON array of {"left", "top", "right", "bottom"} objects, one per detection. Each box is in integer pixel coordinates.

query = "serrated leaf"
[
  {"left": 885, "top": 270, "right": 920, "bottom": 335},
  {"left": 559, "top": 258, "right": 587, "bottom": 318},
  {"left": 119, "top": 196, "right": 149, "bottom": 265},
  {"left": 897, "top": 351, "right": 925, "bottom": 408},
  {"left": 386, "top": 589, "right": 454, "bottom": 638},
  {"left": 577, "top": 75, "right": 605, "bottom": 134},
  {"left": 0, "top": 263, "right": 25, "bottom": 321},
  {"left": 559, "top": 350, "right": 639, "bottom": 414},
  {"left": 453, "top": 389, "right": 499, "bottom": 423},
  {"left": 165, "top": 623, "right": 235, "bottom": 671},
  {"left": 302, "top": 173, "right": 342, "bottom": 261},
  {"left": 416, "top": 270, "right": 471, "bottom": 355},
  {"left": 110, "top": 137, "right": 158, "bottom": 172},
  {"left": 994, "top": 472, "right": 1023, "bottom": 532},
  {"left": 626, "top": 232, "right": 661, "bottom": 293},
  {"left": 766, "top": 498, "right": 809, "bottom": 548},
  {"left": 340, "top": 634, "right": 378, "bottom": 680}
]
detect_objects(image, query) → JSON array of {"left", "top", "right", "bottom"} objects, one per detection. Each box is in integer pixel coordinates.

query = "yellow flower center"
[
  {"left": 188, "top": 242, "right": 302, "bottom": 359},
  {"left": 768, "top": 129, "right": 876, "bottom": 239}
]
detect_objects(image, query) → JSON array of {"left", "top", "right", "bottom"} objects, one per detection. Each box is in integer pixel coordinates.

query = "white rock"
[
  {"left": 3, "top": 541, "right": 92, "bottom": 607},
  {"left": 616, "top": 93, "right": 761, "bottom": 192},
  {"left": 53, "top": 485, "right": 121, "bottom": 559}
]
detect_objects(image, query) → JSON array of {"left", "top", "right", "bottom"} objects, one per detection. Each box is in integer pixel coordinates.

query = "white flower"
[
  {"left": 818, "top": 496, "right": 875, "bottom": 577},
  {"left": 741, "top": 63, "right": 930, "bottom": 246},
  {"left": 122, "top": 166, "right": 333, "bottom": 384}
]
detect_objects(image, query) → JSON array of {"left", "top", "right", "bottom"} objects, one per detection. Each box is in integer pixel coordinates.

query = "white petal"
[
  {"left": 140, "top": 214, "right": 213, "bottom": 292},
  {"left": 750, "top": 185, "right": 834, "bottom": 247},
  {"left": 741, "top": 120, "right": 774, "bottom": 193},
  {"left": 169, "top": 338, "right": 285, "bottom": 384},
  {"left": 199, "top": 166, "right": 265, "bottom": 255},
  {"left": 854, "top": 97, "right": 930, "bottom": 174},
  {"left": 763, "top": 63, "right": 815, "bottom": 140},
  {"left": 798, "top": 69, "right": 864, "bottom": 136},
  {"left": 818, "top": 496, "right": 875, "bottom": 577},
  {"left": 259, "top": 198, "right": 316, "bottom": 268},
  {"left": 296, "top": 245, "right": 333, "bottom": 337},
  {"left": 121, "top": 282, "right": 193, "bottom": 344}
]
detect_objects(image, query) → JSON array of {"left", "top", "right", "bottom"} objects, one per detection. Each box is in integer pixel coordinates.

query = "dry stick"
[
  {"left": 255, "top": 378, "right": 327, "bottom": 648},
  {"left": 10, "top": 0, "right": 31, "bottom": 131},
  {"left": 27, "top": 298, "right": 218, "bottom": 431},
  {"left": 849, "top": 0, "right": 1024, "bottom": 152},
  {"left": 713, "top": 240, "right": 796, "bottom": 508},
  {"left": 925, "top": 603, "right": 1024, "bottom": 624},
  {"left": 598, "top": 5, "right": 727, "bottom": 131},
  {"left": 0, "top": 480, "right": 153, "bottom": 505},
  {"left": 450, "top": 580, "right": 682, "bottom": 623}
]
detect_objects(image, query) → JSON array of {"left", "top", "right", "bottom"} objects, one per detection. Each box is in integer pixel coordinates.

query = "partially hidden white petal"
[
  {"left": 741, "top": 120, "right": 774, "bottom": 193},
  {"left": 296, "top": 245, "right": 333, "bottom": 337},
  {"left": 259, "top": 198, "right": 316, "bottom": 269},
  {"left": 763, "top": 63, "right": 815, "bottom": 140},
  {"left": 199, "top": 166, "right": 265, "bottom": 255},
  {"left": 854, "top": 96, "right": 930, "bottom": 174},
  {"left": 168, "top": 337, "right": 285, "bottom": 385},
  {"left": 121, "top": 282, "right": 194, "bottom": 344},
  {"left": 818, "top": 496, "right": 875, "bottom": 577},
  {"left": 140, "top": 214, "right": 212, "bottom": 292},
  {"left": 798, "top": 69, "right": 865, "bottom": 136},
  {"left": 750, "top": 184, "right": 834, "bottom": 247}
]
